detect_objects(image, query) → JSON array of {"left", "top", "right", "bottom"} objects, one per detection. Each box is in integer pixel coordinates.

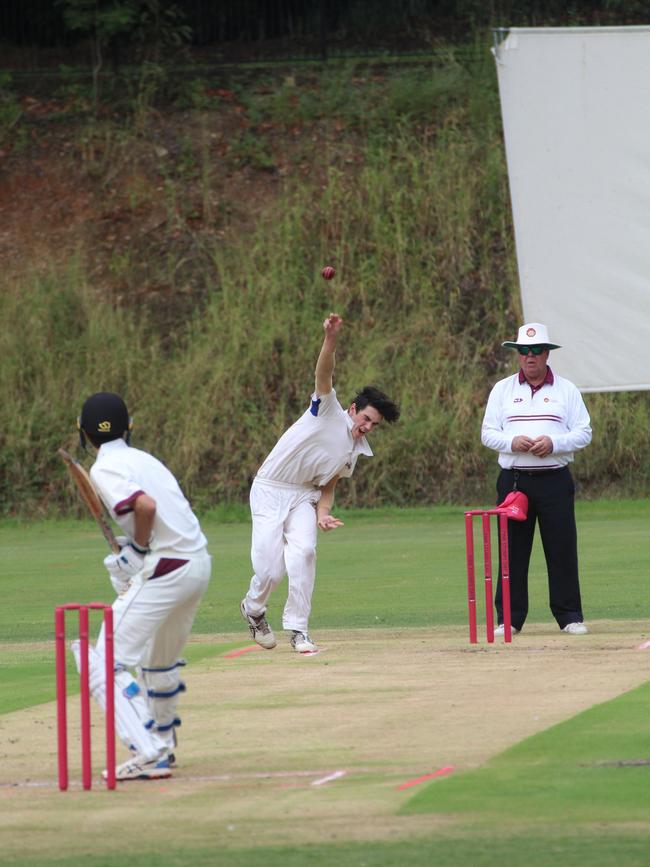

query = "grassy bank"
[{"left": 2, "top": 51, "right": 650, "bottom": 515}]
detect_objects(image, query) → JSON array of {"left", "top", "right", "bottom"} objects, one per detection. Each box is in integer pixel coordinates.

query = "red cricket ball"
[{"left": 321, "top": 265, "right": 336, "bottom": 280}]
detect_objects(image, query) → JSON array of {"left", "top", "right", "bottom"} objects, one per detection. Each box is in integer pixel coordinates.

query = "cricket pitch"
[{"left": 1, "top": 622, "right": 648, "bottom": 862}]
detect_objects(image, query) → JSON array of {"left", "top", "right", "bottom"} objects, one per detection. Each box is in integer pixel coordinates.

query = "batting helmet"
[{"left": 78, "top": 392, "right": 132, "bottom": 449}]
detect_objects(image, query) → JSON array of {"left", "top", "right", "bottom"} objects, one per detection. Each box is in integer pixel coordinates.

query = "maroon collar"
[{"left": 519, "top": 366, "right": 554, "bottom": 395}]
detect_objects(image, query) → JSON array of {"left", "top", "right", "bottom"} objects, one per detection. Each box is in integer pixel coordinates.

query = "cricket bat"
[{"left": 58, "top": 448, "right": 121, "bottom": 553}]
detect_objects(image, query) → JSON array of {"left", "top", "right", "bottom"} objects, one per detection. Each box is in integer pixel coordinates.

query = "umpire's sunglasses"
[{"left": 517, "top": 345, "right": 547, "bottom": 356}]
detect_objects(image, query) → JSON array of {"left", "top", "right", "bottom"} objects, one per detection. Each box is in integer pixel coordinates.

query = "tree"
[{"left": 57, "top": 0, "right": 191, "bottom": 105}]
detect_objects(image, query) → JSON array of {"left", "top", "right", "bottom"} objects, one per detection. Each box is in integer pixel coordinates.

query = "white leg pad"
[
  {"left": 138, "top": 663, "right": 185, "bottom": 729},
  {"left": 71, "top": 640, "right": 167, "bottom": 761}
]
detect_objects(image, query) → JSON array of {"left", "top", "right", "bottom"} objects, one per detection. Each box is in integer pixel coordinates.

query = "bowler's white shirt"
[
  {"left": 90, "top": 438, "right": 207, "bottom": 554},
  {"left": 256, "top": 389, "right": 373, "bottom": 487},
  {"left": 481, "top": 369, "right": 592, "bottom": 470}
]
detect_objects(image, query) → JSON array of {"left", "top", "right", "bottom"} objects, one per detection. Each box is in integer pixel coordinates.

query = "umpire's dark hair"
[{"left": 351, "top": 386, "right": 400, "bottom": 423}]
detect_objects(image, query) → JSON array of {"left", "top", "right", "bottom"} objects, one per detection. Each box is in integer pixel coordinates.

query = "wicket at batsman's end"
[{"left": 55, "top": 603, "right": 116, "bottom": 791}]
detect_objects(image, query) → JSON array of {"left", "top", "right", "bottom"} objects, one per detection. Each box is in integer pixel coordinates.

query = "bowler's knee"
[
  {"left": 289, "top": 542, "right": 316, "bottom": 569},
  {"left": 252, "top": 563, "right": 285, "bottom": 587}
]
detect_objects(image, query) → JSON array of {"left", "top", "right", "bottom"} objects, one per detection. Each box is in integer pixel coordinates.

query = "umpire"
[{"left": 481, "top": 322, "right": 592, "bottom": 636}]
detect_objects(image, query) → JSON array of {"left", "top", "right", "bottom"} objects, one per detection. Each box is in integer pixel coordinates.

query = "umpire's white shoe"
[
  {"left": 240, "top": 600, "right": 277, "bottom": 649},
  {"left": 290, "top": 631, "right": 317, "bottom": 653},
  {"left": 104, "top": 751, "right": 172, "bottom": 782},
  {"left": 562, "top": 622, "right": 589, "bottom": 635},
  {"left": 494, "top": 624, "right": 520, "bottom": 636}
]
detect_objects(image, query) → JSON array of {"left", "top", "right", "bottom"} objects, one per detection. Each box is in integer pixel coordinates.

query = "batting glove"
[
  {"left": 105, "top": 568, "right": 130, "bottom": 597},
  {"left": 104, "top": 544, "right": 145, "bottom": 580},
  {"left": 104, "top": 550, "right": 130, "bottom": 596}
]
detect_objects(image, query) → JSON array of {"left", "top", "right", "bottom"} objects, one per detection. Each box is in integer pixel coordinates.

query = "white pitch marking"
[
  {"left": 311, "top": 769, "right": 347, "bottom": 786},
  {"left": 4, "top": 768, "right": 351, "bottom": 790}
]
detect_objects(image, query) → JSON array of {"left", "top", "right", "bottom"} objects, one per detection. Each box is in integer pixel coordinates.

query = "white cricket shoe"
[
  {"left": 104, "top": 751, "right": 172, "bottom": 782},
  {"left": 240, "top": 600, "right": 277, "bottom": 649},
  {"left": 290, "top": 631, "right": 317, "bottom": 653},
  {"left": 562, "top": 622, "right": 589, "bottom": 635},
  {"left": 494, "top": 624, "right": 520, "bottom": 636}
]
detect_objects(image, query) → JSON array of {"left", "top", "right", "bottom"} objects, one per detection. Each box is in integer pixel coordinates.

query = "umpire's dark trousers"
[{"left": 495, "top": 466, "right": 584, "bottom": 631}]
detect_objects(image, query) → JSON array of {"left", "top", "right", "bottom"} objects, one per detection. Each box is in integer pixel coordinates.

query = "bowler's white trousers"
[{"left": 244, "top": 478, "right": 320, "bottom": 632}]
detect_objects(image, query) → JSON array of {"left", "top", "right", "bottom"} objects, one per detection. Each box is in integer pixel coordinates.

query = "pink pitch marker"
[
  {"left": 224, "top": 645, "right": 264, "bottom": 659},
  {"left": 397, "top": 765, "right": 456, "bottom": 790}
]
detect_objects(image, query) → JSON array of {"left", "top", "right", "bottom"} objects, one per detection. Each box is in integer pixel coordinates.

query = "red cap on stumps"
[{"left": 497, "top": 491, "right": 529, "bottom": 521}]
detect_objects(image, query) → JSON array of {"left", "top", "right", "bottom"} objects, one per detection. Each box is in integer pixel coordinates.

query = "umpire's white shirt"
[
  {"left": 481, "top": 369, "right": 592, "bottom": 470},
  {"left": 90, "top": 438, "right": 207, "bottom": 554},
  {"left": 256, "top": 388, "right": 373, "bottom": 486}
]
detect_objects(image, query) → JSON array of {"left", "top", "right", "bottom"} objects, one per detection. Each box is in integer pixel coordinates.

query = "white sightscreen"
[{"left": 493, "top": 26, "right": 650, "bottom": 392}]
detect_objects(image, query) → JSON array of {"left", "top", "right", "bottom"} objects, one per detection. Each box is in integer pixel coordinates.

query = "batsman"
[{"left": 70, "top": 392, "right": 212, "bottom": 781}]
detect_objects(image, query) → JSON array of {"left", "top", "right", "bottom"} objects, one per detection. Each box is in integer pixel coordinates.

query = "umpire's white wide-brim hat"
[{"left": 502, "top": 322, "right": 561, "bottom": 350}]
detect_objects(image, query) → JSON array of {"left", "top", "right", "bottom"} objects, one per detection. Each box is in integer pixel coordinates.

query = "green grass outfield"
[
  {"left": 2, "top": 500, "right": 650, "bottom": 865},
  {"left": 4, "top": 498, "right": 649, "bottom": 642},
  {"left": 405, "top": 679, "right": 650, "bottom": 824},
  {"left": 6, "top": 832, "right": 650, "bottom": 867}
]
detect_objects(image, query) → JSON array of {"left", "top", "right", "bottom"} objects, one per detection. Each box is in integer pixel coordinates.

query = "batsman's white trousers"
[
  {"left": 96, "top": 549, "right": 212, "bottom": 669},
  {"left": 245, "top": 478, "right": 320, "bottom": 632},
  {"left": 86, "top": 550, "right": 210, "bottom": 758}
]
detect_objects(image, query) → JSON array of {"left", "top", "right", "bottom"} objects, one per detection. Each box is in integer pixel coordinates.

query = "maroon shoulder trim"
[{"left": 114, "top": 489, "right": 146, "bottom": 515}]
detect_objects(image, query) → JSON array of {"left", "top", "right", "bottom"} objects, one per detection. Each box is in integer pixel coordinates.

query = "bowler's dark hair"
[{"left": 351, "top": 386, "right": 400, "bottom": 423}]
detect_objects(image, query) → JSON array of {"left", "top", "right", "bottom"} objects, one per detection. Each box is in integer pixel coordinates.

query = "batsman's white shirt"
[
  {"left": 256, "top": 388, "right": 373, "bottom": 486},
  {"left": 91, "top": 438, "right": 207, "bottom": 555},
  {"left": 481, "top": 369, "right": 592, "bottom": 470}
]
